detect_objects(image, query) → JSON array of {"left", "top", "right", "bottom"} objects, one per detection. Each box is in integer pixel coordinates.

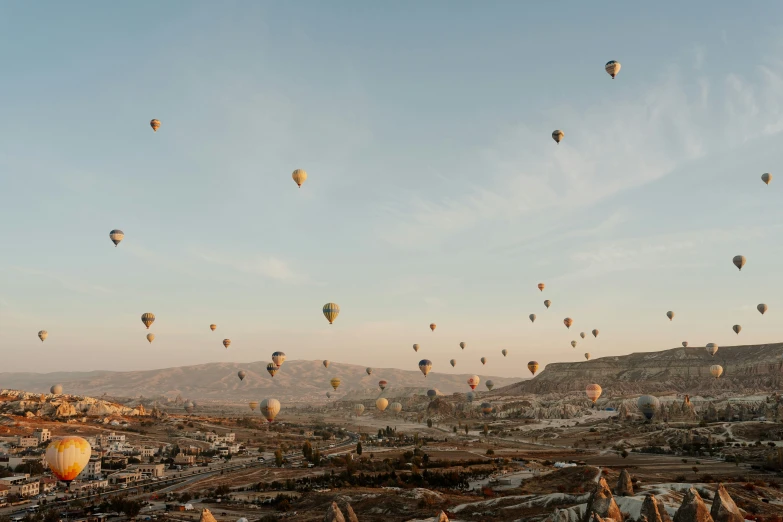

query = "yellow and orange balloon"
[{"left": 46, "top": 437, "right": 91, "bottom": 483}]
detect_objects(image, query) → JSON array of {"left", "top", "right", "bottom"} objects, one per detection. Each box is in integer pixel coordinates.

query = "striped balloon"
[
  {"left": 150, "top": 119, "right": 161, "bottom": 132},
  {"left": 389, "top": 402, "right": 402, "bottom": 414},
  {"left": 109, "top": 229, "right": 124, "bottom": 247},
  {"left": 46, "top": 437, "right": 91, "bottom": 483},
  {"left": 323, "top": 303, "right": 340, "bottom": 324},
  {"left": 330, "top": 377, "right": 341, "bottom": 390},
  {"left": 418, "top": 359, "right": 432, "bottom": 377},
  {"left": 259, "top": 398, "right": 281, "bottom": 422},
  {"left": 223, "top": 339, "right": 231, "bottom": 349},
  {"left": 38, "top": 330, "right": 48, "bottom": 342},
  {"left": 266, "top": 363, "right": 278, "bottom": 377},
  {"left": 141, "top": 313, "right": 155, "bottom": 329},
  {"left": 605, "top": 60, "right": 621, "bottom": 79},
  {"left": 552, "top": 130, "right": 564, "bottom": 144},
  {"left": 272, "top": 351, "right": 286, "bottom": 368}
]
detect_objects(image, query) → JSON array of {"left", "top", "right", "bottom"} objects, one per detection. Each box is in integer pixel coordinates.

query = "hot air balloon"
[
  {"left": 571, "top": 340, "right": 577, "bottom": 348},
  {"left": 564, "top": 318, "right": 573, "bottom": 329},
  {"left": 366, "top": 367, "right": 372, "bottom": 376},
  {"left": 580, "top": 332, "right": 586, "bottom": 339},
  {"left": 323, "top": 360, "right": 330, "bottom": 368},
  {"left": 50, "top": 384, "right": 63, "bottom": 395},
  {"left": 38, "top": 330, "right": 48, "bottom": 342},
  {"left": 481, "top": 402, "right": 493, "bottom": 415},
  {"left": 249, "top": 401, "right": 258, "bottom": 411},
  {"left": 150, "top": 119, "right": 161, "bottom": 132},
  {"left": 733, "top": 324, "right": 741, "bottom": 334},
  {"left": 459, "top": 342, "right": 466, "bottom": 350},
  {"left": 292, "top": 169, "right": 307, "bottom": 188},
  {"left": 527, "top": 361, "right": 539, "bottom": 375},
  {"left": 354, "top": 404, "right": 365, "bottom": 416},
  {"left": 529, "top": 314, "right": 536, "bottom": 323},
  {"left": 733, "top": 255, "right": 746, "bottom": 271},
  {"left": 389, "top": 402, "right": 402, "bottom": 414},
  {"left": 146, "top": 333, "right": 155, "bottom": 344},
  {"left": 376, "top": 397, "right": 389, "bottom": 411},
  {"left": 450, "top": 359, "right": 456, "bottom": 367},
  {"left": 706, "top": 343, "right": 718, "bottom": 356},
  {"left": 272, "top": 351, "right": 286, "bottom": 368},
  {"left": 419, "top": 359, "right": 432, "bottom": 377},
  {"left": 637, "top": 395, "right": 660, "bottom": 420},
  {"left": 330, "top": 377, "right": 341, "bottom": 390},
  {"left": 259, "top": 398, "right": 281, "bottom": 422},
  {"left": 758, "top": 303, "right": 768, "bottom": 315},
  {"left": 237, "top": 371, "right": 246, "bottom": 381},
  {"left": 46, "top": 437, "right": 91, "bottom": 483},
  {"left": 544, "top": 300, "right": 552, "bottom": 309},
  {"left": 478, "top": 357, "right": 486, "bottom": 365},
  {"left": 467, "top": 375, "right": 480, "bottom": 390},
  {"left": 485, "top": 380, "right": 494, "bottom": 391},
  {"left": 378, "top": 380, "right": 387, "bottom": 391},
  {"left": 538, "top": 283, "right": 545, "bottom": 291},
  {"left": 502, "top": 349, "right": 509, "bottom": 357},
  {"left": 466, "top": 392, "right": 475, "bottom": 402},
  {"left": 586, "top": 384, "right": 602, "bottom": 404},
  {"left": 323, "top": 303, "right": 340, "bottom": 324},
  {"left": 584, "top": 353, "right": 591, "bottom": 360},
  {"left": 552, "top": 130, "right": 564, "bottom": 144},
  {"left": 427, "top": 389, "right": 437, "bottom": 401},
  {"left": 141, "top": 313, "right": 155, "bottom": 329},
  {"left": 605, "top": 60, "right": 621, "bottom": 79},
  {"left": 682, "top": 341, "right": 688, "bottom": 347},
  {"left": 109, "top": 229, "right": 124, "bottom": 247},
  {"left": 413, "top": 344, "right": 420, "bottom": 352},
  {"left": 326, "top": 392, "right": 332, "bottom": 399},
  {"left": 762, "top": 173, "right": 772, "bottom": 185},
  {"left": 210, "top": 324, "right": 217, "bottom": 331},
  {"left": 666, "top": 311, "right": 675, "bottom": 321},
  {"left": 184, "top": 401, "right": 195, "bottom": 414},
  {"left": 592, "top": 329, "right": 599, "bottom": 338},
  {"left": 223, "top": 339, "right": 231, "bottom": 349},
  {"left": 710, "top": 365, "right": 724, "bottom": 379},
  {"left": 266, "top": 363, "right": 278, "bottom": 377},
  {"left": 429, "top": 323, "right": 436, "bottom": 332}
]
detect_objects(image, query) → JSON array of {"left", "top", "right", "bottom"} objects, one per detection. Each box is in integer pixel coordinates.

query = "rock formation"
[
  {"left": 672, "top": 487, "right": 713, "bottom": 522},
  {"left": 582, "top": 477, "right": 623, "bottom": 522},
  {"left": 641, "top": 493, "right": 673, "bottom": 522},
  {"left": 709, "top": 484, "right": 743, "bottom": 522},
  {"left": 199, "top": 509, "right": 217, "bottom": 522},
  {"left": 324, "top": 502, "right": 346, "bottom": 522},
  {"left": 343, "top": 502, "right": 359, "bottom": 522},
  {"left": 615, "top": 469, "right": 634, "bottom": 496}
]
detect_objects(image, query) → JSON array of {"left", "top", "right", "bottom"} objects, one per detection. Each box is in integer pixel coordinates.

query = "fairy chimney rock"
[
  {"left": 616, "top": 469, "right": 634, "bottom": 496},
  {"left": 709, "top": 484, "right": 743, "bottom": 522},
  {"left": 582, "top": 477, "right": 623, "bottom": 522},
  {"left": 673, "top": 487, "right": 714, "bottom": 522}
]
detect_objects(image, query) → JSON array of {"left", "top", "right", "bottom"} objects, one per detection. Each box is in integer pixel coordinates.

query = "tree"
[
  {"left": 453, "top": 426, "right": 457, "bottom": 433},
  {"left": 621, "top": 450, "right": 629, "bottom": 459},
  {"left": 274, "top": 449, "right": 283, "bottom": 468},
  {"left": 356, "top": 441, "right": 362, "bottom": 456},
  {"left": 302, "top": 441, "right": 312, "bottom": 461},
  {"left": 483, "top": 424, "right": 489, "bottom": 437},
  {"left": 464, "top": 425, "right": 470, "bottom": 435},
  {"left": 427, "top": 419, "right": 433, "bottom": 428}
]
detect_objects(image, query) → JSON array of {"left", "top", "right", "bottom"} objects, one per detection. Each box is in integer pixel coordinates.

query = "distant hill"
[
  {"left": 500, "top": 343, "right": 783, "bottom": 396},
  {"left": 0, "top": 360, "right": 521, "bottom": 402}
]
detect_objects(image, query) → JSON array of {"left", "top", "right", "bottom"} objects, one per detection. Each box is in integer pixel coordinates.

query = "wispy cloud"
[
  {"left": 197, "top": 252, "right": 304, "bottom": 283},
  {"left": 555, "top": 225, "right": 767, "bottom": 281},
  {"left": 378, "top": 53, "right": 783, "bottom": 251},
  {"left": 9, "top": 266, "right": 111, "bottom": 296}
]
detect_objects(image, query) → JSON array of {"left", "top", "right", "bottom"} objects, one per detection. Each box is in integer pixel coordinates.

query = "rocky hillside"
[
  {"left": 503, "top": 343, "right": 783, "bottom": 396},
  {"left": 0, "top": 390, "right": 150, "bottom": 419},
  {"left": 0, "top": 360, "right": 520, "bottom": 402}
]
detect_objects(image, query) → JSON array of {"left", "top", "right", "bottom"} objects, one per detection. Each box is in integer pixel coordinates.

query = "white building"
[
  {"left": 0, "top": 475, "right": 40, "bottom": 498},
  {"left": 106, "top": 432, "right": 126, "bottom": 443},
  {"left": 14, "top": 436, "right": 38, "bottom": 448},
  {"left": 69, "top": 479, "right": 108, "bottom": 493},
  {"left": 32, "top": 429, "right": 50, "bottom": 444},
  {"left": 138, "top": 447, "right": 156, "bottom": 458},
  {"left": 77, "top": 458, "right": 102, "bottom": 481}
]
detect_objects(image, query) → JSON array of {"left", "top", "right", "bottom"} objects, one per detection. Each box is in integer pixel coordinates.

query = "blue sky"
[{"left": 2, "top": 2, "right": 783, "bottom": 377}]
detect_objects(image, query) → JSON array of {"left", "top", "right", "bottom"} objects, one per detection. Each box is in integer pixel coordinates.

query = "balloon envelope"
[
  {"left": 418, "top": 360, "right": 432, "bottom": 376},
  {"left": 146, "top": 333, "right": 155, "bottom": 344},
  {"left": 758, "top": 303, "right": 768, "bottom": 315},
  {"left": 605, "top": 60, "right": 621, "bottom": 78},
  {"left": 564, "top": 318, "right": 573, "bottom": 329},
  {"left": 429, "top": 323, "right": 436, "bottom": 331},
  {"left": 330, "top": 377, "right": 341, "bottom": 390},
  {"left": 323, "top": 360, "right": 330, "bottom": 368},
  {"left": 323, "top": 303, "right": 340, "bottom": 324},
  {"left": 46, "top": 437, "right": 91, "bottom": 482},
  {"left": 292, "top": 169, "right": 308, "bottom": 188},
  {"left": 682, "top": 341, "right": 688, "bottom": 347},
  {"left": 389, "top": 402, "right": 402, "bottom": 414},
  {"left": 378, "top": 380, "right": 387, "bottom": 391},
  {"left": 259, "top": 398, "right": 281, "bottom": 422},
  {"left": 592, "top": 329, "right": 599, "bottom": 338},
  {"left": 223, "top": 339, "right": 231, "bottom": 349},
  {"left": 272, "top": 352, "right": 286, "bottom": 367},
  {"left": 50, "top": 384, "right": 63, "bottom": 395},
  {"left": 544, "top": 300, "right": 551, "bottom": 308},
  {"left": 248, "top": 401, "right": 258, "bottom": 411},
  {"left": 141, "top": 313, "right": 155, "bottom": 329},
  {"left": 580, "top": 332, "right": 586, "bottom": 339},
  {"left": 485, "top": 380, "right": 494, "bottom": 391},
  {"left": 538, "top": 283, "right": 545, "bottom": 291},
  {"left": 109, "top": 229, "right": 124, "bottom": 247},
  {"left": 527, "top": 361, "right": 539, "bottom": 375},
  {"left": 266, "top": 363, "right": 278, "bottom": 377},
  {"left": 237, "top": 371, "right": 246, "bottom": 381},
  {"left": 666, "top": 311, "right": 674, "bottom": 321},
  {"left": 733, "top": 255, "right": 746, "bottom": 271},
  {"left": 552, "top": 130, "right": 563, "bottom": 143},
  {"left": 584, "top": 353, "right": 591, "bottom": 360},
  {"left": 586, "top": 384, "right": 602, "bottom": 404},
  {"left": 733, "top": 325, "right": 741, "bottom": 335},
  {"left": 480, "top": 357, "right": 487, "bottom": 365},
  {"left": 354, "top": 404, "right": 365, "bottom": 416},
  {"left": 413, "top": 344, "right": 420, "bottom": 352},
  {"left": 459, "top": 342, "right": 466, "bottom": 349},
  {"left": 376, "top": 398, "right": 389, "bottom": 411},
  {"left": 502, "top": 349, "right": 508, "bottom": 357},
  {"left": 637, "top": 395, "right": 660, "bottom": 420},
  {"left": 150, "top": 119, "right": 161, "bottom": 132},
  {"left": 450, "top": 359, "right": 456, "bottom": 367},
  {"left": 38, "top": 330, "right": 48, "bottom": 342},
  {"left": 366, "top": 367, "right": 372, "bottom": 375},
  {"left": 210, "top": 324, "right": 217, "bottom": 331},
  {"left": 467, "top": 375, "right": 480, "bottom": 390},
  {"left": 529, "top": 314, "right": 536, "bottom": 322},
  {"left": 762, "top": 172, "right": 772, "bottom": 185},
  {"left": 710, "top": 365, "right": 724, "bottom": 379}
]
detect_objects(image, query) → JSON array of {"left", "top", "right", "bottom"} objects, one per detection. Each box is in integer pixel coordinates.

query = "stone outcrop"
[
  {"left": 673, "top": 487, "right": 713, "bottom": 522},
  {"left": 0, "top": 390, "right": 146, "bottom": 420},
  {"left": 709, "top": 484, "right": 743, "bottom": 522},
  {"left": 324, "top": 502, "right": 346, "bottom": 522},
  {"left": 640, "top": 493, "right": 672, "bottom": 522},
  {"left": 199, "top": 509, "right": 217, "bottom": 522},
  {"left": 344, "top": 502, "right": 359, "bottom": 522},
  {"left": 615, "top": 469, "right": 634, "bottom": 496},
  {"left": 433, "top": 511, "right": 449, "bottom": 522},
  {"left": 582, "top": 477, "right": 623, "bottom": 522}
]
